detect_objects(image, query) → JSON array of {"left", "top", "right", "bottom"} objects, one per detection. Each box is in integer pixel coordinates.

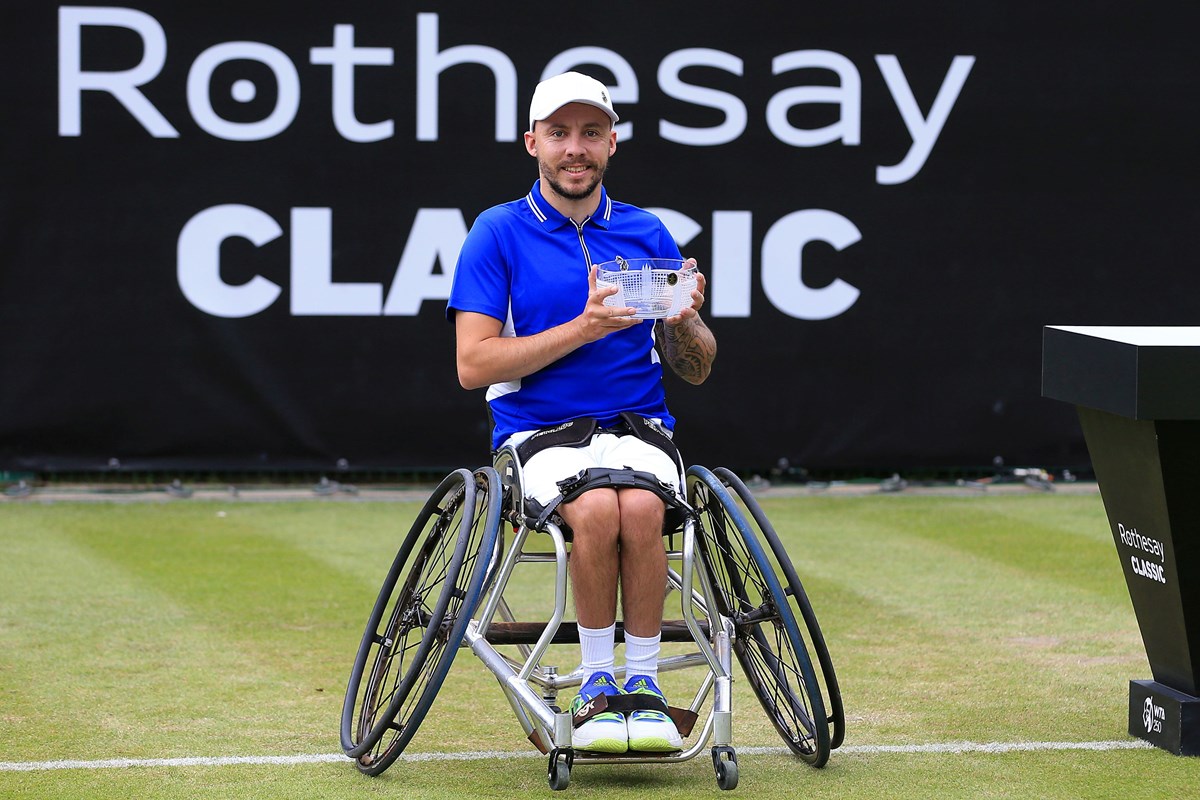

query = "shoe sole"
[
  {"left": 627, "top": 736, "right": 682, "bottom": 752},
  {"left": 575, "top": 737, "right": 628, "bottom": 754}
]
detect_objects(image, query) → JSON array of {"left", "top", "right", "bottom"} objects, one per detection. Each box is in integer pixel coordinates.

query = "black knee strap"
[{"left": 533, "top": 468, "right": 681, "bottom": 531}]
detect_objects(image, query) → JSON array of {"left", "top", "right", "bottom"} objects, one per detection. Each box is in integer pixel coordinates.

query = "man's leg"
[
  {"left": 560, "top": 488, "right": 621, "bottom": 630},
  {"left": 562, "top": 487, "right": 668, "bottom": 672},
  {"left": 617, "top": 488, "right": 667, "bottom": 640},
  {"left": 614, "top": 488, "right": 682, "bottom": 751},
  {"left": 558, "top": 489, "right": 628, "bottom": 752},
  {"left": 598, "top": 433, "right": 677, "bottom": 673}
]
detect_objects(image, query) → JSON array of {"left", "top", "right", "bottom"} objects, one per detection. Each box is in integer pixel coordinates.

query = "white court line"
[{"left": 0, "top": 740, "right": 1153, "bottom": 772}]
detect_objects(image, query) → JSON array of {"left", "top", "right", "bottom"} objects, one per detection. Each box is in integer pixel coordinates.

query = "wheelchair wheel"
[
  {"left": 713, "top": 467, "right": 845, "bottom": 751},
  {"left": 340, "top": 467, "right": 501, "bottom": 775},
  {"left": 686, "top": 466, "right": 831, "bottom": 767}
]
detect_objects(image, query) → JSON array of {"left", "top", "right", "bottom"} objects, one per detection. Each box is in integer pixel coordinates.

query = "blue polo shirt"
[{"left": 448, "top": 181, "right": 682, "bottom": 449}]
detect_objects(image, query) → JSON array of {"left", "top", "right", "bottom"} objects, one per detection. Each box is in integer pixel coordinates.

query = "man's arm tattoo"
[{"left": 659, "top": 318, "right": 716, "bottom": 384}]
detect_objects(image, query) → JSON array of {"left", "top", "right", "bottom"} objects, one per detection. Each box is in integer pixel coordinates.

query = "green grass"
[{"left": 1, "top": 491, "right": 1197, "bottom": 798}]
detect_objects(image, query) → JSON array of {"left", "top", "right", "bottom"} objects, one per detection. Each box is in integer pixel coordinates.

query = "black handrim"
[
  {"left": 354, "top": 468, "right": 500, "bottom": 775},
  {"left": 713, "top": 467, "right": 845, "bottom": 750},
  {"left": 341, "top": 468, "right": 499, "bottom": 771},
  {"left": 687, "top": 466, "right": 830, "bottom": 766},
  {"left": 341, "top": 469, "right": 472, "bottom": 758}
]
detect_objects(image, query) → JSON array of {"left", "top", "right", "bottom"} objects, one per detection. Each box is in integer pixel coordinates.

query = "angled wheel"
[
  {"left": 712, "top": 746, "right": 739, "bottom": 790},
  {"left": 549, "top": 761, "right": 570, "bottom": 791},
  {"left": 547, "top": 749, "right": 573, "bottom": 791},
  {"left": 686, "top": 466, "right": 831, "bottom": 767},
  {"left": 714, "top": 467, "right": 845, "bottom": 751},
  {"left": 340, "top": 467, "right": 501, "bottom": 775}
]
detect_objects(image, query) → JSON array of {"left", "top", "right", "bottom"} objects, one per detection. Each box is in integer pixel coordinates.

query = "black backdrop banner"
[{"left": 2, "top": 2, "right": 1197, "bottom": 474}]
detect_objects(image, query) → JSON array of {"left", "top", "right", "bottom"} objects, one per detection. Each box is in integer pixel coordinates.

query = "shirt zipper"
[{"left": 572, "top": 217, "right": 594, "bottom": 272}]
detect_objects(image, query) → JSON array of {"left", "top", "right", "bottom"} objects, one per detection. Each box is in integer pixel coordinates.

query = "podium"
[{"left": 1042, "top": 326, "right": 1200, "bottom": 755}]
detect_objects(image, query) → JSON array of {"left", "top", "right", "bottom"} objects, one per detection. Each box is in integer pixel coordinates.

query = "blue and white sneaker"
[
  {"left": 569, "top": 672, "right": 627, "bottom": 753},
  {"left": 624, "top": 674, "right": 683, "bottom": 752}
]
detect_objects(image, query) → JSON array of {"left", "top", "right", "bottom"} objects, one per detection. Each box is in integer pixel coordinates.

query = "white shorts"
[{"left": 511, "top": 431, "right": 682, "bottom": 507}]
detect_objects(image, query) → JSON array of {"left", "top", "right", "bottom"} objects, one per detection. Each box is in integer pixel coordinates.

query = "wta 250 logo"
[{"left": 1143, "top": 696, "right": 1165, "bottom": 734}]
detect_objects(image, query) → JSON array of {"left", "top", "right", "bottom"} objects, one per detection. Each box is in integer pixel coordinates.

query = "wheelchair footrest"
[{"left": 483, "top": 619, "right": 709, "bottom": 645}]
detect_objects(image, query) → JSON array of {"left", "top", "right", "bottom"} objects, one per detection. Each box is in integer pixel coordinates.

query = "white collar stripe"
[{"left": 526, "top": 193, "right": 547, "bottom": 223}]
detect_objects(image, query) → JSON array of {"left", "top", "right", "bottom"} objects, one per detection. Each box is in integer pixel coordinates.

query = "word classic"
[
  {"left": 58, "top": 7, "right": 974, "bottom": 185},
  {"left": 177, "top": 205, "right": 865, "bottom": 320}
]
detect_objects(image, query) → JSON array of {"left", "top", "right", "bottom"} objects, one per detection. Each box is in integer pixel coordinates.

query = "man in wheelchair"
[{"left": 447, "top": 71, "right": 717, "bottom": 754}]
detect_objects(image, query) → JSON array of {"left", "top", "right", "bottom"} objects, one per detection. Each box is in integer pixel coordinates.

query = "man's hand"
[
  {"left": 577, "top": 265, "right": 642, "bottom": 342},
  {"left": 664, "top": 258, "right": 705, "bottom": 327}
]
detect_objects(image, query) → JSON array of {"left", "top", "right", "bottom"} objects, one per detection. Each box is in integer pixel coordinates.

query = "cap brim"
[{"left": 530, "top": 100, "right": 619, "bottom": 131}]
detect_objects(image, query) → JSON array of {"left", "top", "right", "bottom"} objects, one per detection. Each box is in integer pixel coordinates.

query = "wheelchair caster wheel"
[
  {"left": 712, "top": 746, "right": 738, "bottom": 790},
  {"left": 716, "top": 760, "right": 738, "bottom": 790},
  {"left": 548, "top": 748, "right": 573, "bottom": 791}
]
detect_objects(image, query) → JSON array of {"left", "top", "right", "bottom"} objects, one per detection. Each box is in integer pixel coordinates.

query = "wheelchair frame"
[{"left": 340, "top": 448, "right": 844, "bottom": 791}]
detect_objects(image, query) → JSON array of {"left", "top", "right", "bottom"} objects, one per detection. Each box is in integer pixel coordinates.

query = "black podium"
[{"left": 1042, "top": 325, "right": 1200, "bottom": 755}]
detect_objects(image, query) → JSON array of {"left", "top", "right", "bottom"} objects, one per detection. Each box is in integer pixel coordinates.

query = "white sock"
[
  {"left": 623, "top": 631, "right": 661, "bottom": 682},
  {"left": 578, "top": 622, "right": 616, "bottom": 684}
]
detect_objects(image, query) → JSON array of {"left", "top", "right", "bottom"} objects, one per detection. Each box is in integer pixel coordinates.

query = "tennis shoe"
[
  {"left": 569, "top": 672, "right": 627, "bottom": 753},
  {"left": 623, "top": 674, "right": 683, "bottom": 752}
]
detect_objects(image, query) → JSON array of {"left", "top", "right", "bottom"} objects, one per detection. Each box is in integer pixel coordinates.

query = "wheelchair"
[{"left": 339, "top": 441, "right": 845, "bottom": 791}]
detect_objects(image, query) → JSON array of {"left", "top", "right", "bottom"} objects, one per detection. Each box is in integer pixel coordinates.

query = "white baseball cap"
[{"left": 528, "top": 71, "right": 619, "bottom": 131}]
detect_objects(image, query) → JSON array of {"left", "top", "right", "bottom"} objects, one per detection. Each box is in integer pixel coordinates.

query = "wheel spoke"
[
  {"left": 687, "top": 466, "right": 831, "bottom": 766},
  {"left": 341, "top": 468, "right": 502, "bottom": 776}
]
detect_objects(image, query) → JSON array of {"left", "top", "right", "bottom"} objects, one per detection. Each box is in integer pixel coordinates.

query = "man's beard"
[{"left": 540, "top": 158, "right": 608, "bottom": 202}]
